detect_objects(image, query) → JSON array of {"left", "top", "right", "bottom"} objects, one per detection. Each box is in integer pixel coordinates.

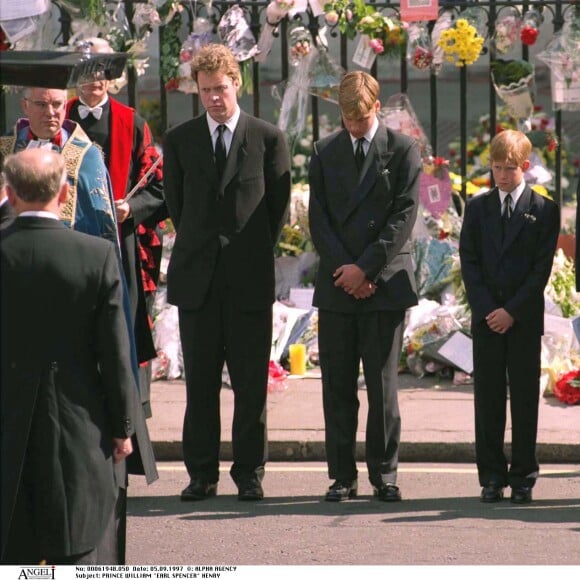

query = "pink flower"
[
  {"left": 369, "top": 38, "right": 384, "bottom": 55},
  {"left": 325, "top": 11, "right": 339, "bottom": 26}
]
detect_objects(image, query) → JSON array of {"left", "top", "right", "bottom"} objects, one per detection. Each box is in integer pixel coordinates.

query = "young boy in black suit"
[{"left": 459, "top": 130, "right": 560, "bottom": 504}]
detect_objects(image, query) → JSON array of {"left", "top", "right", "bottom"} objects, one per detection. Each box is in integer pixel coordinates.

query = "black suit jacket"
[
  {"left": 459, "top": 186, "right": 560, "bottom": 334},
  {"left": 163, "top": 111, "right": 291, "bottom": 311},
  {"left": 1, "top": 217, "right": 137, "bottom": 558},
  {"left": 308, "top": 125, "right": 421, "bottom": 313},
  {"left": 0, "top": 200, "right": 14, "bottom": 228}
]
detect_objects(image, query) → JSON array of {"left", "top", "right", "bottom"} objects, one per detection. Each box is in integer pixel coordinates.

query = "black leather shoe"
[
  {"left": 373, "top": 483, "right": 402, "bottom": 502},
  {"left": 325, "top": 480, "right": 357, "bottom": 502},
  {"left": 480, "top": 485, "right": 504, "bottom": 503},
  {"left": 180, "top": 479, "right": 218, "bottom": 501},
  {"left": 510, "top": 486, "right": 532, "bottom": 504},
  {"left": 237, "top": 478, "right": 264, "bottom": 501}
]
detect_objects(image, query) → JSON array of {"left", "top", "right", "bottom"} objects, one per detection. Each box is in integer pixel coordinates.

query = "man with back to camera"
[
  {"left": 1, "top": 149, "right": 135, "bottom": 563},
  {"left": 0, "top": 84, "right": 158, "bottom": 562}
]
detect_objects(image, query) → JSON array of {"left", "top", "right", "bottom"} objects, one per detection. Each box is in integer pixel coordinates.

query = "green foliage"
[
  {"left": 490, "top": 59, "right": 533, "bottom": 86},
  {"left": 159, "top": 10, "right": 182, "bottom": 85}
]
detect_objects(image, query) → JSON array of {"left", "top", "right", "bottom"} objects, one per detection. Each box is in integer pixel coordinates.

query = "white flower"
[{"left": 293, "top": 154, "right": 307, "bottom": 167}]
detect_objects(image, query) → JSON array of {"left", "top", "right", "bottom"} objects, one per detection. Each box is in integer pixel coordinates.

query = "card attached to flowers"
[
  {"left": 352, "top": 34, "right": 377, "bottom": 70},
  {"left": 419, "top": 162, "right": 452, "bottom": 219}
]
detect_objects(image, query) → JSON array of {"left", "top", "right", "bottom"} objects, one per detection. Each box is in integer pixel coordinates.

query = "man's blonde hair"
[
  {"left": 338, "top": 71, "right": 379, "bottom": 120},
  {"left": 191, "top": 44, "right": 241, "bottom": 85},
  {"left": 490, "top": 130, "right": 532, "bottom": 166},
  {"left": 3, "top": 150, "right": 66, "bottom": 203}
]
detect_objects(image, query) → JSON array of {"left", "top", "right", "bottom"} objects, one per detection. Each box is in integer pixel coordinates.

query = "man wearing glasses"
[
  {"left": 0, "top": 87, "right": 158, "bottom": 560},
  {"left": 0, "top": 87, "right": 118, "bottom": 244}
]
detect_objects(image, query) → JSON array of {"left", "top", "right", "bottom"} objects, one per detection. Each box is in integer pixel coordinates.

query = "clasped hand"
[
  {"left": 485, "top": 308, "right": 514, "bottom": 334},
  {"left": 333, "top": 264, "right": 376, "bottom": 300}
]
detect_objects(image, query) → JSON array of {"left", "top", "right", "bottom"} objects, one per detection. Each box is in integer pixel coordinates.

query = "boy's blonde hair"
[
  {"left": 191, "top": 43, "right": 241, "bottom": 85},
  {"left": 338, "top": 71, "right": 379, "bottom": 120},
  {"left": 489, "top": 130, "right": 532, "bottom": 166}
]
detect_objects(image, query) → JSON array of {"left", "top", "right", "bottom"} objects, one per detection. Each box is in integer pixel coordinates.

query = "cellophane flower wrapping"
[
  {"left": 175, "top": 18, "right": 213, "bottom": 94},
  {"left": 217, "top": 5, "right": 259, "bottom": 62},
  {"left": 274, "top": 40, "right": 318, "bottom": 147},
  {"left": 407, "top": 22, "right": 433, "bottom": 71},
  {"left": 380, "top": 93, "right": 430, "bottom": 158},
  {"left": 520, "top": 8, "right": 543, "bottom": 46},
  {"left": 430, "top": 9, "right": 454, "bottom": 75},
  {"left": 307, "top": 49, "right": 345, "bottom": 104},
  {"left": 490, "top": 59, "right": 535, "bottom": 119},
  {"left": 536, "top": 10, "right": 580, "bottom": 111},
  {"left": 402, "top": 300, "right": 469, "bottom": 377},
  {"left": 255, "top": 1, "right": 295, "bottom": 63},
  {"left": 493, "top": 8, "right": 521, "bottom": 55}
]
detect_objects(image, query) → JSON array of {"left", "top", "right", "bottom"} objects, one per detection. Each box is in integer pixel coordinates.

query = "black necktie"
[
  {"left": 355, "top": 138, "right": 366, "bottom": 173},
  {"left": 215, "top": 125, "right": 227, "bottom": 178},
  {"left": 501, "top": 193, "right": 512, "bottom": 239}
]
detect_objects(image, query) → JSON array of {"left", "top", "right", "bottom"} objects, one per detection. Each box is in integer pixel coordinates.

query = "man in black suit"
[
  {"left": 163, "top": 44, "right": 291, "bottom": 501},
  {"left": 308, "top": 71, "right": 421, "bottom": 502},
  {"left": 1, "top": 149, "right": 136, "bottom": 563},
  {"left": 460, "top": 130, "right": 560, "bottom": 504}
]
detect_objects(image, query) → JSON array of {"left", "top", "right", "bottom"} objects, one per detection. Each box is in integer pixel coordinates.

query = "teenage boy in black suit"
[
  {"left": 163, "top": 44, "right": 291, "bottom": 502},
  {"left": 460, "top": 130, "right": 560, "bottom": 504},
  {"left": 308, "top": 71, "right": 421, "bottom": 502},
  {"left": 1, "top": 149, "right": 135, "bottom": 563}
]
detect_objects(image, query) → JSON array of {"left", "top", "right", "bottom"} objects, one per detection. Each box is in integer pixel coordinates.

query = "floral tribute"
[
  {"left": 553, "top": 370, "right": 580, "bottom": 405},
  {"left": 437, "top": 17, "right": 485, "bottom": 66},
  {"left": 324, "top": 0, "right": 407, "bottom": 58},
  {"left": 407, "top": 22, "right": 433, "bottom": 70},
  {"left": 493, "top": 9, "right": 521, "bottom": 55},
  {"left": 520, "top": 9, "right": 543, "bottom": 46}
]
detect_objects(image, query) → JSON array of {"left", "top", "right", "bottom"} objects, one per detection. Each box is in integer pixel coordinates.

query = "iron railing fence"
[{"left": 4, "top": 0, "right": 580, "bottom": 207}]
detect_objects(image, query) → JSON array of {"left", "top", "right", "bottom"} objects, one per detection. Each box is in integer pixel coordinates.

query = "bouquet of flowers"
[
  {"left": 437, "top": 10, "right": 485, "bottom": 67},
  {"left": 520, "top": 9, "right": 543, "bottom": 46},
  {"left": 490, "top": 59, "right": 535, "bottom": 119},
  {"left": 289, "top": 23, "right": 312, "bottom": 66},
  {"left": 553, "top": 370, "right": 580, "bottom": 405},
  {"left": 544, "top": 249, "right": 580, "bottom": 319},
  {"left": 171, "top": 19, "right": 213, "bottom": 94},
  {"left": 407, "top": 22, "right": 433, "bottom": 71},
  {"left": 493, "top": 8, "right": 521, "bottom": 55},
  {"left": 537, "top": 9, "right": 580, "bottom": 110}
]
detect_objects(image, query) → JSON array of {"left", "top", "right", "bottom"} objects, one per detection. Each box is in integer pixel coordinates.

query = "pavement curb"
[{"left": 151, "top": 441, "right": 579, "bottom": 464}]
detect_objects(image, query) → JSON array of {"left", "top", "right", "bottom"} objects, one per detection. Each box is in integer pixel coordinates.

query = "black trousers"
[
  {"left": 318, "top": 308, "right": 405, "bottom": 487},
  {"left": 472, "top": 321, "right": 542, "bottom": 489},
  {"left": 178, "top": 258, "right": 272, "bottom": 485}
]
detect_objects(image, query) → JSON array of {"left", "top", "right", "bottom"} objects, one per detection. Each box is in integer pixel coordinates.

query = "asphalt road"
[{"left": 126, "top": 462, "right": 580, "bottom": 568}]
